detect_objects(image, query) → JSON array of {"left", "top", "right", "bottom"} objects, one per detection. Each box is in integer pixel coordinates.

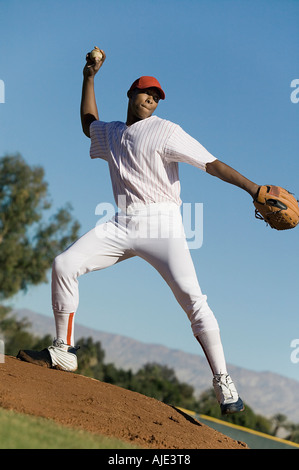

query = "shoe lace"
[
  {"left": 52, "top": 338, "right": 80, "bottom": 354},
  {"left": 53, "top": 338, "right": 66, "bottom": 348},
  {"left": 215, "top": 374, "right": 234, "bottom": 399}
]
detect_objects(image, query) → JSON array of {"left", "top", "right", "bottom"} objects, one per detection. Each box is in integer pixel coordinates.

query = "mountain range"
[{"left": 9, "top": 308, "right": 299, "bottom": 423}]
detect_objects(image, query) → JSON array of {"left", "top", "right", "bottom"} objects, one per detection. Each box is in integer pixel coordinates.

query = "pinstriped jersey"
[{"left": 90, "top": 115, "right": 217, "bottom": 208}]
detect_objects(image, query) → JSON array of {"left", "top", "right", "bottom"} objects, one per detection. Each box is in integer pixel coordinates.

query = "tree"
[
  {"left": 285, "top": 423, "right": 299, "bottom": 443},
  {"left": 103, "top": 362, "right": 134, "bottom": 388},
  {"left": 0, "top": 154, "right": 80, "bottom": 299},
  {"left": 76, "top": 336, "right": 106, "bottom": 379},
  {"left": 131, "top": 363, "right": 197, "bottom": 409},
  {"left": 0, "top": 305, "right": 52, "bottom": 356},
  {"left": 75, "top": 336, "right": 134, "bottom": 386},
  {"left": 271, "top": 413, "right": 288, "bottom": 436}
]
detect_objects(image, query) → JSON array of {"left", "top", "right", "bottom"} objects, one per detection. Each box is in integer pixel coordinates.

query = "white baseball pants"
[{"left": 51, "top": 202, "right": 227, "bottom": 375}]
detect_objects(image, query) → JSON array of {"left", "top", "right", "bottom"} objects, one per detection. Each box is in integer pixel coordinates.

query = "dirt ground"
[{"left": 0, "top": 356, "right": 248, "bottom": 449}]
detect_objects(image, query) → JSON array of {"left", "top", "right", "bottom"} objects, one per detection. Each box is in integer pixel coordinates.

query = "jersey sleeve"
[
  {"left": 89, "top": 120, "right": 110, "bottom": 161},
  {"left": 164, "top": 125, "right": 217, "bottom": 171}
]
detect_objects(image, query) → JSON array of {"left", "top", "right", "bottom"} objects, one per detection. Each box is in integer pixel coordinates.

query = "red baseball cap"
[{"left": 128, "top": 76, "right": 165, "bottom": 100}]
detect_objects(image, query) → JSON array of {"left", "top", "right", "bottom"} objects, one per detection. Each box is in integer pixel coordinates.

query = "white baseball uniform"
[{"left": 51, "top": 115, "right": 228, "bottom": 375}]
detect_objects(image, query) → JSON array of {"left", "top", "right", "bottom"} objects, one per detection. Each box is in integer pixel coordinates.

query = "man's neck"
[{"left": 126, "top": 114, "right": 155, "bottom": 126}]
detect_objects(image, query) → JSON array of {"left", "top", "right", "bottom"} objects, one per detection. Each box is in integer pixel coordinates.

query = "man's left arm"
[{"left": 206, "top": 159, "right": 259, "bottom": 199}]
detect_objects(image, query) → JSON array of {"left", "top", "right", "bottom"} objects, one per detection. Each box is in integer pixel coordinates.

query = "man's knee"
[{"left": 52, "top": 252, "right": 75, "bottom": 279}]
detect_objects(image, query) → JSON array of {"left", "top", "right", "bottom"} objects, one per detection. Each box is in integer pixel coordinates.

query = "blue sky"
[{"left": 0, "top": 0, "right": 298, "bottom": 382}]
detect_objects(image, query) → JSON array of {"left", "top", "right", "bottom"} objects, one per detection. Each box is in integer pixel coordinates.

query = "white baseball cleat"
[
  {"left": 213, "top": 373, "right": 245, "bottom": 415},
  {"left": 17, "top": 338, "right": 79, "bottom": 372}
]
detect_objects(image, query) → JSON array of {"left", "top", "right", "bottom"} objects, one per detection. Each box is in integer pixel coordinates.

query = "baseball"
[{"left": 90, "top": 47, "right": 103, "bottom": 61}]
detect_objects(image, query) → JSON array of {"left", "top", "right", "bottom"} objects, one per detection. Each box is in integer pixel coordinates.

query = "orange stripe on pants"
[{"left": 67, "top": 312, "right": 74, "bottom": 346}]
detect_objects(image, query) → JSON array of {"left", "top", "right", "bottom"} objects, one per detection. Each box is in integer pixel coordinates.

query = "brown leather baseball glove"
[{"left": 253, "top": 185, "right": 299, "bottom": 230}]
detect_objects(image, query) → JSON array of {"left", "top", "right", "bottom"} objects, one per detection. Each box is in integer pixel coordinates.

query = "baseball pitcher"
[{"left": 17, "top": 47, "right": 299, "bottom": 415}]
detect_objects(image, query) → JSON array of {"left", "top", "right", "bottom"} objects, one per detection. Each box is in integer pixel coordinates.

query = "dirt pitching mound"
[{"left": 0, "top": 356, "right": 248, "bottom": 449}]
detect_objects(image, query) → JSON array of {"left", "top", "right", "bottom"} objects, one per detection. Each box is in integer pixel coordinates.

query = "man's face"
[{"left": 127, "top": 87, "right": 160, "bottom": 123}]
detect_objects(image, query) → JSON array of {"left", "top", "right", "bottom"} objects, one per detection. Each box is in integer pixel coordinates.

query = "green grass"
[{"left": 0, "top": 407, "right": 140, "bottom": 449}]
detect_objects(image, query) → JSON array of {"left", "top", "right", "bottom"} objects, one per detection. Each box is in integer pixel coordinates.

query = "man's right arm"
[
  {"left": 206, "top": 159, "right": 259, "bottom": 199},
  {"left": 80, "top": 48, "right": 106, "bottom": 138}
]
